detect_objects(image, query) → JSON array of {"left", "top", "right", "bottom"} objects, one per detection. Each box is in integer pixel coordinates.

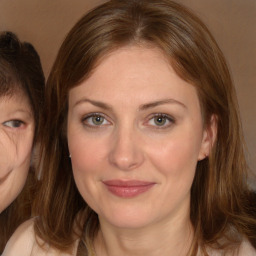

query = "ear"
[{"left": 198, "top": 114, "right": 218, "bottom": 161}]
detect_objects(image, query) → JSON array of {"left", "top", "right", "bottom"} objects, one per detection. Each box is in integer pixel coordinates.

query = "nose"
[{"left": 108, "top": 127, "right": 144, "bottom": 171}]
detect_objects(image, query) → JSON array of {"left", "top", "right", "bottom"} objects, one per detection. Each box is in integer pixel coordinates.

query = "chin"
[{"left": 98, "top": 207, "right": 158, "bottom": 230}]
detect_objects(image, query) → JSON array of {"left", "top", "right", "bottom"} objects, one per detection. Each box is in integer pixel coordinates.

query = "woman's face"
[
  {"left": 68, "top": 46, "right": 213, "bottom": 229},
  {"left": 0, "top": 90, "right": 34, "bottom": 213}
]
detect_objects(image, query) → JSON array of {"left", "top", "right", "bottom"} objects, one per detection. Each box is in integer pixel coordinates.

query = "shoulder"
[
  {"left": 237, "top": 240, "right": 256, "bottom": 256},
  {"left": 2, "top": 218, "right": 36, "bottom": 256},
  {"left": 2, "top": 218, "right": 79, "bottom": 256},
  {"left": 202, "top": 239, "right": 256, "bottom": 256}
]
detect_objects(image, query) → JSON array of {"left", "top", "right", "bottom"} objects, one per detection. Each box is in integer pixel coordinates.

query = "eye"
[
  {"left": 147, "top": 114, "right": 174, "bottom": 128},
  {"left": 82, "top": 113, "right": 111, "bottom": 127},
  {"left": 3, "top": 120, "right": 25, "bottom": 128},
  {"left": 153, "top": 116, "right": 167, "bottom": 126}
]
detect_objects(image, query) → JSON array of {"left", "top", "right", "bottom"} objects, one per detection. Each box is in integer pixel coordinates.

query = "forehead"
[{"left": 69, "top": 45, "right": 200, "bottom": 109}]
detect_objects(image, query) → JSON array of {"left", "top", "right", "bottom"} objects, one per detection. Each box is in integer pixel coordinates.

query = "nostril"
[{"left": 109, "top": 153, "right": 140, "bottom": 171}]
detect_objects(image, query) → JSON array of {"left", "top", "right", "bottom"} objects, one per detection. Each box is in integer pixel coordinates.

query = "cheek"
[
  {"left": 70, "top": 136, "right": 106, "bottom": 172},
  {"left": 69, "top": 135, "right": 108, "bottom": 211},
  {"left": 0, "top": 134, "right": 33, "bottom": 212},
  {"left": 15, "top": 133, "right": 34, "bottom": 168},
  {"left": 0, "top": 132, "right": 32, "bottom": 175},
  {"left": 9, "top": 133, "right": 34, "bottom": 188},
  {"left": 0, "top": 130, "right": 15, "bottom": 159},
  {"left": 68, "top": 132, "right": 108, "bottom": 195},
  {"left": 146, "top": 129, "right": 202, "bottom": 183},
  {"left": 0, "top": 164, "right": 30, "bottom": 212}
]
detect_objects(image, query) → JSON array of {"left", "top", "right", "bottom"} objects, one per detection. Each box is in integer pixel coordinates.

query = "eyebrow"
[
  {"left": 9, "top": 109, "right": 33, "bottom": 118},
  {"left": 139, "top": 99, "right": 187, "bottom": 110},
  {"left": 74, "top": 99, "right": 112, "bottom": 110},
  {"left": 74, "top": 98, "right": 186, "bottom": 111}
]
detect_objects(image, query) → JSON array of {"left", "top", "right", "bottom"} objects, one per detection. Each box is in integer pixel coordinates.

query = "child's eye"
[
  {"left": 82, "top": 113, "right": 111, "bottom": 127},
  {"left": 3, "top": 120, "right": 24, "bottom": 128},
  {"left": 147, "top": 114, "right": 175, "bottom": 128}
]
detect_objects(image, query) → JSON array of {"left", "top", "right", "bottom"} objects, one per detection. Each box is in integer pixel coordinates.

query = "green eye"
[
  {"left": 92, "top": 116, "right": 105, "bottom": 125},
  {"left": 154, "top": 116, "right": 167, "bottom": 126},
  {"left": 147, "top": 114, "right": 174, "bottom": 129},
  {"left": 82, "top": 113, "right": 110, "bottom": 127}
]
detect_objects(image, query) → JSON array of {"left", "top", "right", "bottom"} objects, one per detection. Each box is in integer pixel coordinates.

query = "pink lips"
[{"left": 102, "top": 180, "right": 155, "bottom": 198}]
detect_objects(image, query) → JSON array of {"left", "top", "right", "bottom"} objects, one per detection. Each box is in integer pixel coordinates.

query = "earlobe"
[{"left": 198, "top": 114, "right": 218, "bottom": 161}]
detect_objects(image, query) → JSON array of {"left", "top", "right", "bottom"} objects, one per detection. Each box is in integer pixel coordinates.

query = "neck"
[{"left": 94, "top": 207, "right": 194, "bottom": 256}]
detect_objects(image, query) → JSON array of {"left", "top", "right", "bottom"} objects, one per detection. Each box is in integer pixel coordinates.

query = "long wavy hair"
[
  {"left": 34, "top": 1, "right": 256, "bottom": 255},
  {"left": 0, "top": 31, "right": 45, "bottom": 253}
]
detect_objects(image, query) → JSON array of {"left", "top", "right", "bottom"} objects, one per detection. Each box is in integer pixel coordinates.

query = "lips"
[{"left": 102, "top": 180, "right": 155, "bottom": 198}]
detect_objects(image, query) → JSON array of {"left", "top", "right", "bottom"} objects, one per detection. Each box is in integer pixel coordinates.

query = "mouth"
[{"left": 102, "top": 180, "right": 156, "bottom": 198}]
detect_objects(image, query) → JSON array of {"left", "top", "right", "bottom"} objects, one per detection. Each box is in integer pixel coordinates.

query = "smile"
[{"left": 102, "top": 180, "right": 156, "bottom": 198}]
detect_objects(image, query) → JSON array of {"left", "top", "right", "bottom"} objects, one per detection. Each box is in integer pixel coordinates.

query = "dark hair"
[
  {"left": 34, "top": 1, "right": 256, "bottom": 255},
  {"left": 0, "top": 31, "right": 45, "bottom": 140},
  {"left": 0, "top": 31, "right": 45, "bottom": 253}
]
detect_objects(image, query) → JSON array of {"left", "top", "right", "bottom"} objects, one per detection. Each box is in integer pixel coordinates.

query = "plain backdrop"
[{"left": 0, "top": 0, "right": 255, "bottom": 187}]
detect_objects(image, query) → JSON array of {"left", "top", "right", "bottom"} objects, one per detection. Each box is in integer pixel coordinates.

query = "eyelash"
[
  {"left": 81, "top": 112, "right": 175, "bottom": 129},
  {"left": 2, "top": 119, "right": 25, "bottom": 128}
]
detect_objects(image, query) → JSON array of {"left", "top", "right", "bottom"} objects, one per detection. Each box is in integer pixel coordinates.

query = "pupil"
[
  {"left": 155, "top": 116, "right": 166, "bottom": 126},
  {"left": 93, "top": 116, "right": 103, "bottom": 125},
  {"left": 13, "top": 120, "right": 21, "bottom": 127}
]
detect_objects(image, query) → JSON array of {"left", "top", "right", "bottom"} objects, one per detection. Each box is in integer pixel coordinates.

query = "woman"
[
  {"left": 0, "top": 31, "right": 44, "bottom": 252},
  {"left": 3, "top": 0, "right": 256, "bottom": 255}
]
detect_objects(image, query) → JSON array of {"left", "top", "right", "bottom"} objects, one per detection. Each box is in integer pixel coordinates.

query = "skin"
[
  {"left": 68, "top": 46, "right": 216, "bottom": 256},
  {"left": 0, "top": 90, "right": 34, "bottom": 213}
]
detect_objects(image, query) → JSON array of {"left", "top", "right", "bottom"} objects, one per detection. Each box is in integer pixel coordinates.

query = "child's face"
[{"left": 0, "top": 90, "right": 34, "bottom": 212}]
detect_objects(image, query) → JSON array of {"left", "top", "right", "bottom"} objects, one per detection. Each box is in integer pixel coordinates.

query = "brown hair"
[
  {"left": 0, "top": 31, "right": 45, "bottom": 253},
  {"left": 34, "top": 0, "right": 256, "bottom": 255}
]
